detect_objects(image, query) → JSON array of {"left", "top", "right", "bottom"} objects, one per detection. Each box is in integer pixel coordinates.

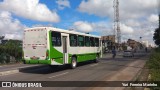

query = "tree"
[
  {"left": 5, "top": 40, "right": 22, "bottom": 62},
  {"left": 153, "top": 28, "right": 160, "bottom": 47},
  {"left": 0, "top": 39, "right": 22, "bottom": 64}
]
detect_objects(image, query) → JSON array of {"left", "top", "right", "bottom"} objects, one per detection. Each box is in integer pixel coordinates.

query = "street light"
[
  {"left": 139, "top": 37, "right": 143, "bottom": 49},
  {"left": 139, "top": 37, "right": 143, "bottom": 44}
]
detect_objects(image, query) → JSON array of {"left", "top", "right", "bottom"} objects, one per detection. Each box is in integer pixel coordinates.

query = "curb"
[
  {"left": 132, "top": 65, "right": 145, "bottom": 81},
  {"left": 143, "top": 74, "right": 151, "bottom": 90}
]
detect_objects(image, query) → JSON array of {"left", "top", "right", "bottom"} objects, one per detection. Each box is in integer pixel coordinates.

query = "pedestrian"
[{"left": 112, "top": 47, "right": 116, "bottom": 58}]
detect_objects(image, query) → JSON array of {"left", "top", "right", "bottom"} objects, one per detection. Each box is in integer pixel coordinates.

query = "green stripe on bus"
[
  {"left": 68, "top": 53, "right": 98, "bottom": 63},
  {"left": 49, "top": 30, "right": 63, "bottom": 64}
]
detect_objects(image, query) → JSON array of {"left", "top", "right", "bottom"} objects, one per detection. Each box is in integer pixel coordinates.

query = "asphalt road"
[
  {"left": 0, "top": 63, "right": 46, "bottom": 72},
  {"left": 0, "top": 51, "right": 148, "bottom": 90}
]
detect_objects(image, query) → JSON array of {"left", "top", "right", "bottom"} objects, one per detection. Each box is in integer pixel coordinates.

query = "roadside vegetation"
[
  {"left": 147, "top": 48, "right": 160, "bottom": 81},
  {"left": 0, "top": 40, "right": 22, "bottom": 64},
  {"left": 146, "top": 47, "right": 160, "bottom": 89},
  {"left": 147, "top": 48, "right": 160, "bottom": 80}
]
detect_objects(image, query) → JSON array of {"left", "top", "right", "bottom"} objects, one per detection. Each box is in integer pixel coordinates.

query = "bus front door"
[{"left": 62, "top": 36, "right": 68, "bottom": 64}]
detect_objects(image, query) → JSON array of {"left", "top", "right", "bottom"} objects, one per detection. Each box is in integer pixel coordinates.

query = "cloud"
[
  {"left": 125, "top": 19, "right": 141, "bottom": 27},
  {"left": 78, "top": 0, "right": 158, "bottom": 20},
  {"left": 78, "top": 0, "right": 158, "bottom": 45},
  {"left": 148, "top": 14, "right": 158, "bottom": 23},
  {"left": 0, "top": 11, "right": 26, "bottom": 40},
  {"left": 73, "top": 21, "right": 93, "bottom": 32},
  {"left": 56, "top": 0, "right": 70, "bottom": 10},
  {"left": 72, "top": 21, "right": 113, "bottom": 35},
  {"left": 72, "top": 21, "right": 134, "bottom": 36},
  {"left": 119, "top": 0, "right": 157, "bottom": 20},
  {"left": 5, "top": 34, "right": 22, "bottom": 40},
  {"left": 0, "top": 0, "right": 60, "bottom": 22},
  {"left": 78, "top": 0, "right": 113, "bottom": 18},
  {"left": 120, "top": 24, "right": 134, "bottom": 34}
]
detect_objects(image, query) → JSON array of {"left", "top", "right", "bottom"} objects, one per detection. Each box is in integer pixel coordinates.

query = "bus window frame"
[
  {"left": 95, "top": 38, "right": 99, "bottom": 47},
  {"left": 90, "top": 37, "right": 95, "bottom": 47},
  {"left": 85, "top": 36, "right": 90, "bottom": 47},
  {"left": 69, "top": 34, "right": 77, "bottom": 47}
]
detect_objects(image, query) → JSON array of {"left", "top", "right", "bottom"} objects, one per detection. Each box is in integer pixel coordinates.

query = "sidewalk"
[{"left": 90, "top": 56, "right": 147, "bottom": 90}]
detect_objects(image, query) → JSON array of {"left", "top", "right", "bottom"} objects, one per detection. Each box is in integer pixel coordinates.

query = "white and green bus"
[{"left": 23, "top": 27, "right": 102, "bottom": 68}]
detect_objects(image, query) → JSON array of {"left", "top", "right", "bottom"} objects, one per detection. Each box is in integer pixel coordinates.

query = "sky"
[{"left": 0, "top": 0, "right": 159, "bottom": 45}]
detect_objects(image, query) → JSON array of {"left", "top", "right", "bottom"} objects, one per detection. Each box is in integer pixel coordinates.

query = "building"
[
  {"left": 142, "top": 41, "right": 149, "bottom": 47},
  {"left": 101, "top": 35, "right": 116, "bottom": 53},
  {"left": 101, "top": 35, "right": 115, "bottom": 43},
  {"left": 127, "top": 39, "right": 143, "bottom": 50},
  {"left": 127, "top": 39, "right": 137, "bottom": 49}
]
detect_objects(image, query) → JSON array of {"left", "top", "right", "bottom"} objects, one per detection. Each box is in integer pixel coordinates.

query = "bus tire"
[
  {"left": 71, "top": 57, "right": 77, "bottom": 69},
  {"left": 94, "top": 55, "right": 99, "bottom": 63}
]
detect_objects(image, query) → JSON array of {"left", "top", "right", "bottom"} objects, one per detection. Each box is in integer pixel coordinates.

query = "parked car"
[{"left": 123, "top": 50, "right": 134, "bottom": 57}]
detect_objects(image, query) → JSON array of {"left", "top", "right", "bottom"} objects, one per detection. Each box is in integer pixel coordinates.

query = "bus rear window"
[{"left": 24, "top": 30, "right": 46, "bottom": 45}]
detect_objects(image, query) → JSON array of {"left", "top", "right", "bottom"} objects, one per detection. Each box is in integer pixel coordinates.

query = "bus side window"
[
  {"left": 95, "top": 38, "right": 99, "bottom": 47},
  {"left": 90, "top": 37, "right": 95, "bottom": 47},
  {"left": 51, "top": 31, "right": 61, "bottom": 46},
  {"left": 69, "top": 34, "right": 77, "bottom": 46},
  {"left": 78, "top": 35, "right": 84, "bottom": 47},
  {"left": 85, "top": 36, "right": 90, "bottom": 47}
]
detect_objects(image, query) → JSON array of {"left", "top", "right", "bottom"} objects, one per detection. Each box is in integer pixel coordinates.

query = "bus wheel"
[
  {"left": 94, "top": 55, "right": 99, "bottom": 63},
  {"left": 71, "top": 57, "right": 77, "bottom": 69}
]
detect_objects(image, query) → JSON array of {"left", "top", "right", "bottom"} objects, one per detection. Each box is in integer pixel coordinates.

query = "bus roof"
[{"left": 25, "top": 27, "right": 101, "bottom": 38}]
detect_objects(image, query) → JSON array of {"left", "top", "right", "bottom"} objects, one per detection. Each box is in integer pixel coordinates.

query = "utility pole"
[{"left": 113, "top": 0, "right": 121, "bottom": 45}]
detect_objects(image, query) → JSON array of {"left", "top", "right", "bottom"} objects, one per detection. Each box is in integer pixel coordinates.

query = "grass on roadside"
[
  {"left": 146, "top": 48, "right": 160, "bottom": 81},
  {"left": 146, "top": 48, "right": 160, "bottom": 90}
]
